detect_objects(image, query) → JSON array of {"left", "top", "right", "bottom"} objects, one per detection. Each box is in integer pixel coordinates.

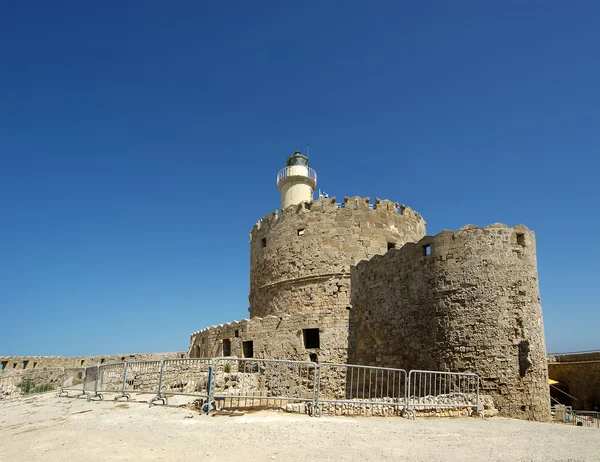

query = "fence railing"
[
  {"left": 58, "top": 367, "right": 87, "bottom": 398},
  {"left": 406, "top": 370, "right": 480, "bottom": 417},
  {"left": 42, "top": 359, "right": 489, "bottom": 418},
  {"left": 553, "top": 406, "right": 600, "bottom": 428},
  {"left": 212, "top": 358, "right": 318, "bottom": 414},
  {"left": 316, "top": 363, "right": 406, "bottom": 416},
  {"left": 97, "top": 363, "right": 127, "bottom": 398},
  {"left": 0, "top": 370, "right": 63, "bottom": 400},
  {"left": 154, "top": 358, "right": 213, "bottom": 407}
]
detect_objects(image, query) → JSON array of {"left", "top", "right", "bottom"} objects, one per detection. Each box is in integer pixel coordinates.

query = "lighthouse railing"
[{"left": 276, "top": 166, "right": 317, "bottom": 185}]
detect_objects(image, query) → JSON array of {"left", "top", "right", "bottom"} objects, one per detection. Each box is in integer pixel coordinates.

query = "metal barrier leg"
[
  {"left": 114, "top": 363, "right": 131, "bottom": 402},
  {"left": 58, "top": 369, "right": 69, "bottom": 398},
  {"left": 150, "top": 361, "right": 167, "bottom": 407},
  {"left": 201, "top": 365, "right": 214, "bottom": 415},
  {"left": 87, "top": 366, "right": 103, "bottom": 402}
]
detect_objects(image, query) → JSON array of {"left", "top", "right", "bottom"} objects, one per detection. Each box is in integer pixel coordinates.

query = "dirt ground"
[{"left": 1, "top": 393, "right": 599, "bottom": 461}]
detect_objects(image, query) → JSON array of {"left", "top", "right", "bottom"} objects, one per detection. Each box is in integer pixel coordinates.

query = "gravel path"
[{"left": 1, "top": 393, "right": 598, "bottom": 461}]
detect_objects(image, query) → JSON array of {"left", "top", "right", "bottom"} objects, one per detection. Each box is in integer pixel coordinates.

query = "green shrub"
[{"left": 16, "top": 379, "right": 54, "bottom": 394}]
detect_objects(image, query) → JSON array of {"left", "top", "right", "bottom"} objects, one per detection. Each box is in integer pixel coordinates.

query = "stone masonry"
[
  {"left": 548, "top": 352, "right": 600, "bottom": 411},
  {"left": 189, "top": 155, "right": 552, "bottom": 422},
  {"left": 190, "top": 196, "right": 425, "bottom": 365},
  {"left": 0, "top": 352, "right": 185, "bottom": 374},
  {"left": 249, "top": 196, "right": 425, "bottom": 318},
  {"left": 189, "top": 311, "right": 349, "bottom": 364},
  {"left": 349, "top": 224, "right": 550, "bottom": 421}
]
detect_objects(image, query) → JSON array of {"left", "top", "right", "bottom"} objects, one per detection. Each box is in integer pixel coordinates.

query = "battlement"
[
  {"left": 0, "top": 352, "right": 186, "bottom": 374},
  {"left": 354, "top": 223, "right": 533, "bottom": 273},
  {"left": 250, "top": 196, "right": 424, "bottom": 242},
  {"left": 349, "top": 221, "right": 548, "bottom": 421}
]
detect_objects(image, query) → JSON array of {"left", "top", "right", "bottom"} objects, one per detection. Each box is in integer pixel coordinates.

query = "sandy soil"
[{"left": 1, "top": 393, "right": 599, "bottom": 461}]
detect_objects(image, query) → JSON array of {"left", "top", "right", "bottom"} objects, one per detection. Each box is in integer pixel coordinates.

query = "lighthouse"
[{"left": 276, "top": 151, "right": 317, "bottom": 209}]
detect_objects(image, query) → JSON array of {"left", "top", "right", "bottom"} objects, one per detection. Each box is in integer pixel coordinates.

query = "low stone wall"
[
  {"left": 0, "top": 352, "right": 186, "bottom": 375},
  {"left": 548, "top": 352, "right": 600, "bottom": 411},
  {"left": 189, "top": 310, "right": 349, "bottom": 364}
]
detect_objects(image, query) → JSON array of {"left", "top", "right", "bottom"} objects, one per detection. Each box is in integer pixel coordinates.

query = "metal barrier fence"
[
  {"left": 52, "top": 359, "right": 486, "bottom": 418},
  {"left": 0, "top": 370, "right": 63, "bottom": 400},
  {"left": 211, "top": 358, "right": 318, "bottom": 415},
  {"left": 121, "top": 360, "right": 162, "bottom": 401},
  {"left": 153, "top": 358, "right": 213, "bottom": 407},
  {"left": 315, "top": 363, "right": 407, "bottom": 416},
  {"left": 58, "top": 367, "right": 87, "bottom": 398},
  {"left": 96, "top": 363, "right": 127, "bottom": 398},
  {"left": 553, "top": 407, "right": 600, "bottom": 428},
  {"left": 82, "top": 366, "right": 99, "bottom": 400},
  {"left": 406, "top": 370, "right": 480, "bottom": 417}
]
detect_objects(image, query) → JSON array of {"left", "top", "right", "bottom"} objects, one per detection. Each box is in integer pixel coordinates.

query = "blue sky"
[{"left": 1, "top": 1, "right": 598, "bottom": 356}]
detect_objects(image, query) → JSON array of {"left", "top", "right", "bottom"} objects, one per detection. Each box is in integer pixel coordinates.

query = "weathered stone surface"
[
  {"left": 249, "top": 197, "right": 426, "bottom": 318},
  {"left": 0, "top": 352, "right": 185, "bottom": 374},
  {"left": 189, "top": 311, "right": 349, "bottom": 364},
  {"left": 547, "top": 352, "right": 600, "bottom": 411},
  {"left": 349, "top": 224, "right": 551, "bottom": 421}
]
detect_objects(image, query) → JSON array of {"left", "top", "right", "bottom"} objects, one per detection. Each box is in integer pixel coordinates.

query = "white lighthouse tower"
[{"left": 276, "top": 151, "right": 317, "bottom": 209}]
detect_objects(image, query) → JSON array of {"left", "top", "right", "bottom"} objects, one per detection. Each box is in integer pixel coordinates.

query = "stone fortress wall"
[
  {"left": 0, "top": 352, "right": 186, "bottom": 374},
  {"left": 548, "top": 351, "right": 600, "bottom": 411},
  {"left": 189, "top": 196, "right": 425, "bottom": 365},
  {"left": 248, "top": 196, "right": 426, "bottom": 318},
  {"left": 349, "top": 224, "right": 550, "bottom": 421},
  {"left": 189, "top": 311, "right": 349, "bottom": 364}
]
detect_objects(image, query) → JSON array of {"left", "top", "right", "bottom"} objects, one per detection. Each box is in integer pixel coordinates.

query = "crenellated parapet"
[
  {"left": 349, "top": 223, "right": 550, "bottom": 421},
  {"left": 0, "top": 352, "right": 187, "bottom": 374},
  {"left": 248, "top": 196, "right": 426, "bottom": 318},
  {"left": 249, "top": 197, "right": 424, "bottom": 243}
]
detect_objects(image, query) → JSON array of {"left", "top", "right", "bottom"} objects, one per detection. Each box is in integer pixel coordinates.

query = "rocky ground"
[{"left": 1, "top": 392, "right": 599, "bottom": 461}]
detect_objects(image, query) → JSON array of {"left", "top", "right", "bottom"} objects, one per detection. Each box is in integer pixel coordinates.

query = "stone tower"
[
  {"left": 248, "top": 153, "right": 427, "bottom": 319},
  {"left": 349, "top": 224, "right": 551, "bottom": 421},
  {"left": 191, "top": 152, "right": 426, "bottom": 364}
]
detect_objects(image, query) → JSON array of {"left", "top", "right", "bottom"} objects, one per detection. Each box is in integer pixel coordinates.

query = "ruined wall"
[
  {"left": 249, "top": 196, "right": 426, "bottom": 318},
  {"left": 0, "top": 352, "right": 186, "bottom": 374},
  {"left": 349, "top": 224, "right": 550, "bottom": 421},
  {"left": 548, "top": 352, "right": 600, "bottom": 411},
  {"left": 189, "top": 311, "right": 349, "bottom": 364}
]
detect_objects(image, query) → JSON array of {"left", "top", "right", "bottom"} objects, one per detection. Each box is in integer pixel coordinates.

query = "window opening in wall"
[
  {"left": 100, "top": 358, "right": 105, "bottom": 365},
  {"left": 355, "top": 199, "right": 358, "bottom": 209},
  {"left": 423, "top": 244, "right": 431, "bottom": 256},
  {"left": 387, "top": 242, "right": 396, "bottom": 251},
  {"left": 235, "top": 329, "right": 239, "bottom": 338},
  {"left": 309, "top": 353, "right": 318, "bottom": 363},
  {"left": 80, "top": 360, "right": 85, "bottom": 367},
  {"left": 22, "top": 360, "right": 29, "bottom": 369},
  {"left": 223, "top": 339, "right": 232, "bottom": 357},
  {"left": 243, "top": 341, "right": 254, "bottom": 358},
  {"left": 303, "top": 328, "right": 320, "bottom": 349},
  {"left": 297, "top": 228, "right": 306, "bottom": 236},
  {"left": 516, "top": 233, "right": 525, "bottom": 247},
  {"left": 109, "top": 359, "right": 115, "bottom": 364},
  {"left": 13, "top": 363, "right": 17, "bottom": 368},
  {"left": 121, "top": 357, "right": 126, "bottom": 362},
  {"left": 0, "top": 361, "right": 5, "bottom": 371},
  {"left": 261, "top": 237, "right": 267, "bottom": 248},
  {"left": 88, "top": 359, "right": 93, "bottom": 366},
  {"left": 33, "top": 362, "right": 37, "bottom": 369}
]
